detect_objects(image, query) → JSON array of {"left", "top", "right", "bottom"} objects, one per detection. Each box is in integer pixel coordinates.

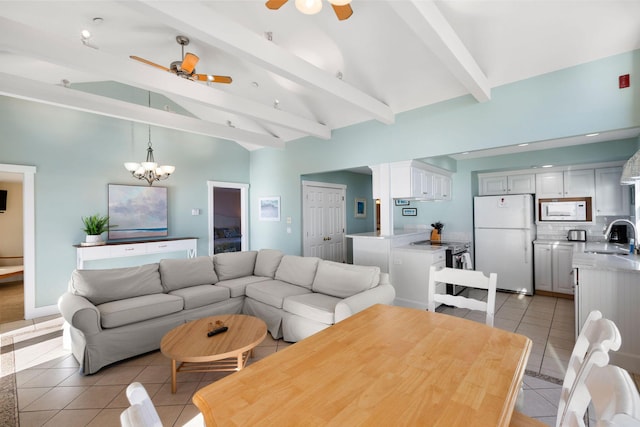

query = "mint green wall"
[
  {"left": 250, "top": 50, "right": 640, "bottom": 254},
  {"left": 0, "top": 96, "right": 250, "bottom": 307}
]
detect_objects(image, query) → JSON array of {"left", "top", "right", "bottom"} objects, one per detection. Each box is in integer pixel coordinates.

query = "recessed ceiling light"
[
  {"left": 541, "top": 164, "right": 553, "bottom": 168},
  {"left": 251, "top": 81, "right": 259, "bottom": 88},
  {"left": 461, "top": 152, "right": 469, "bottom": 155},
  {"left": 81, "top": 29, "right": 91, "bottom": 39},
  {"left": 517, "top": 143, "right": 528, "bottom": 147},
  {"left": 586, "top": 133, "right": 600, "bottom": 137},
  {"left": 92, "top": 17, "right": 103, "bottom": 24}
]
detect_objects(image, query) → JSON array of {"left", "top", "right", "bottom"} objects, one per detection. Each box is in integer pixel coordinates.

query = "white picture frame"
[{"left": 259, "top": 196, "right": 281, "bottom": 221}]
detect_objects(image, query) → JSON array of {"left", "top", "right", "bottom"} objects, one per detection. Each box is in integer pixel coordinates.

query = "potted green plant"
[{"left": 81, "top": 214, "right": 111, "bottom": 245}]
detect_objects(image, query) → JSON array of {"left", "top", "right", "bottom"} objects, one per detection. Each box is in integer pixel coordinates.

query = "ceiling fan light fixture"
[
  {"left": 328, "top": 0, "right": 351, "bottom": 5},
  {"left": 295, "top": 0, "right": 322, "bottom": 15}
]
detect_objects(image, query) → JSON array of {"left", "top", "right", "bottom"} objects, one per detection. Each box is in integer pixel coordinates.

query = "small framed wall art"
[
  {"left": 259, "top": 196, "right": 281, "bottom": 221},
  {"left": 402, "top": 208, "right": 417, "bottom": 216},
  {"left": 395, "top": 200, "right": 410, "bottom": 206},
  {"left": 355, "top": 198, "right": 366, "bottom": 218}
]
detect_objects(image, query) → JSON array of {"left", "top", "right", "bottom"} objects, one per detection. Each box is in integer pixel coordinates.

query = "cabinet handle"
[
  {"left": 158, "top": 244, "right": 167, "bottom": 248},
  {"left": 125, "top": 248, "right": 134, "bottom": 251}
]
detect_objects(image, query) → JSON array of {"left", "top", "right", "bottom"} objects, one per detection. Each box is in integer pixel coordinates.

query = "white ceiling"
[{"left": 0, "top": 0, "right": 639, "bottom": 151}]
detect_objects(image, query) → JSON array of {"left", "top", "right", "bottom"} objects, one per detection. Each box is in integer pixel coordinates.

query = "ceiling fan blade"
[
  {"left": 181, "top": 52, "right": 199, "bottom": 74},
  {"left": 130, "top": 55, "right": 170, "bottom": 72},
  {"left": 265, "top": 0, "right": 288, "bottom": 10},
  {"left": 332, "top": 3, "right": 353, "bottom": 20},
  {"left": 194, "top": 74, "right": 233, "bottom": 84}
]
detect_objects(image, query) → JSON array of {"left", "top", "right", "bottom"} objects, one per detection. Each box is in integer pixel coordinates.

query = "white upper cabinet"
[
  {"left": 563, "top": 169, "right": 594, "bottom": 197},
  {"left": 508, "top": 174, "right": 536, "bottom": 194},
  {"left": 391, "top": 161, "right": 452, "bottom": 201},
  {"left": 595, "top": 167, "right": 630, "bottom": 216},
  {"left": 536, "top": 169, "right": 594, "bottom": 198},
  {"left": 479, "top": 173, "right": 534, "bottom": 195}
]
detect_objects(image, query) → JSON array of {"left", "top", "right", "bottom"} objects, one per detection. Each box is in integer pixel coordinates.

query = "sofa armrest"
[
  {"left": 58, "top": 292, "right": 102, "bottom": 335},
  {"left": 334, "top": 283, "right": 396, "bottom": 323}
]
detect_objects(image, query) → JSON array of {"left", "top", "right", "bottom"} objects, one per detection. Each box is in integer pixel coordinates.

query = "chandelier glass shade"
[
  {"left": 295, "top": 0, "right": 323, "bottom": 14},
  {"left": 620, "top": 148, "right": 640, "bottom": 185}
]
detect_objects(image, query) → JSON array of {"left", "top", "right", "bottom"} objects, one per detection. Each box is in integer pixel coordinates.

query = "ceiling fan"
[
  {"left": 130, "top": 36, "right": 232, "bottom": 84},
  {"left": 266, "top": 0, "right": 353, "bottom": 21}
]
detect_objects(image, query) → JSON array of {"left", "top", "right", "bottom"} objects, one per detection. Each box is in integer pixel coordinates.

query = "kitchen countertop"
[
  {"left": 346, "top": 230, "right": 428, "bottom": 240},
  {"left": 571, "top": 242, "right": 640, "bottom": 272},
  {"left": 393, "top": 243, "right": 447, "bottom": 253},
  {"left": 534, "top": 239, "right": 640, "bottom": 272}
]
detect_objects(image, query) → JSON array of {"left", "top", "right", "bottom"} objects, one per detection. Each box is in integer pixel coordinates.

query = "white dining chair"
[
  {"left": 556, "top": 310, "right": 622, "bottom": 426},
  {"left": 427, "top": 265, "right": 497, "bottom": 327},
  {"left": 510, "top": 310, "right": 622, "bottom": 427},
  {"left": 563, "top": 362, "right": 640, "bottom": 427},
  {"left": 120, "top": 382, "right": 163, "bottom": 427}
]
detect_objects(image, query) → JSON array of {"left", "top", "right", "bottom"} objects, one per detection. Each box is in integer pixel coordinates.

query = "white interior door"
[{"left": 302, "top": 181, "right": 346, "bottom": 262}]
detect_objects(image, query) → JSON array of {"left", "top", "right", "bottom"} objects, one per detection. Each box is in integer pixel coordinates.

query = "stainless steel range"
[{"left": 411, "top": 240, "right": 471, "bottom": 295}]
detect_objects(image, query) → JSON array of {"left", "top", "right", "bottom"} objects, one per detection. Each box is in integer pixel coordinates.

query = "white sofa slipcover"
[{"left": 58, "top": 249, "right": 395, "bottom": 374}]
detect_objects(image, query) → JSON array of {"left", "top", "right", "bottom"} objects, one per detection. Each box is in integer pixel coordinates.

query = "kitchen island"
[
  {"left": 346, "top": 229, "right": 428, "bottom": 273},
  {"left": 572, "top": 242, "right": 640, "bottom": 374}
]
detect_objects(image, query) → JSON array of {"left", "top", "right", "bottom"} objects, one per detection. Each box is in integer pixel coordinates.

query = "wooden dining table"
[{"left": 193, "top": 304, "right": 532, "bottom": 427}]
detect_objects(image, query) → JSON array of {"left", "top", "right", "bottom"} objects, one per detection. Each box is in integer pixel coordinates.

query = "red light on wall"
[{"left": 619, "top": 74, "right": 630, "bottom": 89}]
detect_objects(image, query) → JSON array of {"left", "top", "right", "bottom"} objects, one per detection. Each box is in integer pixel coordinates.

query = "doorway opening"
[
  {"left": 207, "top": 181, "right": 249, "bottom": 255},
  {"left": 0, "top": 163, "right": 37, "bottom": 321}
]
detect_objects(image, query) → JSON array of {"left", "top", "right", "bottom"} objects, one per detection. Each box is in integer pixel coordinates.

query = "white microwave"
[{"left": 539, "top": 197, "right": 592, "bottom": 222}]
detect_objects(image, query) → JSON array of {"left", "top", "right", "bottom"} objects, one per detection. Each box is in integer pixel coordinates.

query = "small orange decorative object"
[{"left": 431, "top": 229, "right": 440, "bottom": 241}]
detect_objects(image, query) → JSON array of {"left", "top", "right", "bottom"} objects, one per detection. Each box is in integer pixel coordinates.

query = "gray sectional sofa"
[{"left": 58, "top": 249, "right": 395, "bottom": 374}]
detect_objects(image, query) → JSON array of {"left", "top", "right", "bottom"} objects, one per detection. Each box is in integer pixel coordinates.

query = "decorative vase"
[{"left": 85, "top": 234, "right": 103, "bottom": 245}]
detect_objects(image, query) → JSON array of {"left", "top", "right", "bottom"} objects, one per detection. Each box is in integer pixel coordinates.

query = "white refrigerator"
[{"left": 473, "top": 194, "right": 536, "bottom": 295}]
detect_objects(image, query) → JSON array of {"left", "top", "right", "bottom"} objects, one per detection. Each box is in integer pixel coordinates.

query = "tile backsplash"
[{"left": 536, "top": 216, "right": 634, "bottom": 242}]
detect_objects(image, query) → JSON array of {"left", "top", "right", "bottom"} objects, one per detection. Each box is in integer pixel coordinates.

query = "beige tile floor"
[{"left": 0, "top": 294, "right": 572, "bottom": 427}]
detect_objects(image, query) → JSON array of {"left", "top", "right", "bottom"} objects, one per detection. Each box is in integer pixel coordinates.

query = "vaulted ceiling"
[{"left": 1, "top": 1, "right": 639, "bottom": 151}]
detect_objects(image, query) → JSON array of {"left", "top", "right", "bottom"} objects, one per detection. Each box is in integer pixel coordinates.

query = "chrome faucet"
[{"left": 604, "top": 219, "right": 638, "bottom": 251}]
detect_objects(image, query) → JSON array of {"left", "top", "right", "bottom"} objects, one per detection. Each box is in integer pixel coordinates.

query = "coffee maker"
[{"left": 608, "top": 224, "right": 628, "bottom": 243}]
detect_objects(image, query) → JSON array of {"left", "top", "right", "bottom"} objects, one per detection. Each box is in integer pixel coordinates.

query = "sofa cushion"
[
  {"left": 70, "top": 263, "right": 163, "bottom": 305},
  {"left": 282, "top": 293, "right": 341, "bottom": 325},
  {"left": 312, "top": 261, "right": 380, "bottom": 298},
  {"left": 159, "top": 256, "right": 218, "bottom": 292},
  {"left": 169, "top": 285, "right": 230, "bottom": 310},
  {"left": 214, "top": 251, "right": 258, "bottom": 281},
  {"left": 216, "top": 276, "right": 271, "bottom": 298},
  {"left": 254, "top": 249, "right": 284, "bottom": 278},
  {"left": 98, "top": 293, "right": 183, "bottom": 328},
  {"left": 274, "top": 255, "right": 320, "bottom": 289},
  {"left": 245, "top": 280, "right": 311, "bottom": 309}
]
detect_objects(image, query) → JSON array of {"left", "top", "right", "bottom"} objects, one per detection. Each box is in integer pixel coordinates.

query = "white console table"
[{"left": 74, "top": 237, "right": 198, "bottom": 269}]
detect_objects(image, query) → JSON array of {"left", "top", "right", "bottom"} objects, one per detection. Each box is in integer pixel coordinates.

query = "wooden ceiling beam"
[
  {"left": 390, "top": 0, "right": 491, "bottom": 103},
  {"left": 0, "top": 72, "right": 284, "bottom": 148}
]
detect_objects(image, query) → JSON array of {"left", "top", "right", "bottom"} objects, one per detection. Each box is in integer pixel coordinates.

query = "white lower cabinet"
[
  {"left": 534, "top": 242, "right": 574, "bottom": 295},
  {"left": 389, "top": 247, "right": 446, "bottom": 309}
]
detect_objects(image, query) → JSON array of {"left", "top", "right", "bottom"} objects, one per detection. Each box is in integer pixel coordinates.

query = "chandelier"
[{"left": 124, "top": 92, "right": 175, "bottom": 186}]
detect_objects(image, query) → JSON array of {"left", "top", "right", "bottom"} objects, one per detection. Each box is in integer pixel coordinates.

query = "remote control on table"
[{"left": 207, "top": 326, "right": 228, "bottom": 337}]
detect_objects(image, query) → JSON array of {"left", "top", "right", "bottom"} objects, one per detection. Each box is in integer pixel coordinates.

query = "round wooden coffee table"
[{"left": 161, "top": 314, "right": 267, "bottom": 393}]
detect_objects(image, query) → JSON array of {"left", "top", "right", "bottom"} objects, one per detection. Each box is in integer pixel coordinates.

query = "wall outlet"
[{"left": 191, "top": 208, "right": 201, "bottom": 216}]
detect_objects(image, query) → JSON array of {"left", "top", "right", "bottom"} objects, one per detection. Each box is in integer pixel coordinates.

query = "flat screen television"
[
  {"left": 0, "top": 190, "right": 6, "bottom": 212},
  {"left": 108, "top": 184, "right": 168, "bottom": 240}
]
